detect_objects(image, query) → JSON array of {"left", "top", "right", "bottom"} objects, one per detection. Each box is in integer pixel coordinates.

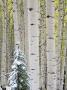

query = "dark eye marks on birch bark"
[
  {"left": 29, "top": 8, "right": 33, "bottom": 11},
  {"left": 47, "top": 15, "right": 54, "bottom": 18},
  {"left": 28, "top": 8, "right": 35, "bottom": 26},
  {"left": 30, "top": 23, "right": 35, "bottom": 26}
]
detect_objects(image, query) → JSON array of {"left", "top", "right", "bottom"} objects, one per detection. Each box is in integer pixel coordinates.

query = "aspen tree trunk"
[
  {"left": 7, "top": 0, "right": 14, "bottom": 70},
  {"left": 64, "top": 22, "right": 67, "bottom": 90},
  {"left": 55, "top": 0, "right": 63, "bottom": 89},
  {"left": 65, "top": 48, "right": 67, "bottom": 90},
  {"left": 6, "top": 0, "right": 11, "bottom": 81},
  {"left": 54, "top": 0, "right": 65, "bottom": 89},
  {"left": 0, "top": 10, "right": 3, "bottom": 85},
  {"left": 1, "top": 0, "right": 7, "bottom": 87},
  {"left": 54, "top": 8, "right": 60, "bottom": 90},
  {"left": 39, "top": 0, "right": 47, "bottom": 90},
  {"left": 26, "top": 0, "right": 40, "bottom": 90},
  {"left": 59, "top": 0, "right": 65, "bottom": 90},
  {"left": 46, "top": 0, "right": 57, "bottom": 90},
  {"left": 23, "top": 0, "right": 29, "bottom": 65},
  {"left": 17, "top": 0, "right": 28, "bottom": 67},
  {"left": 13, "top": 0, "right": 20, "bottom": 49},
  {"left": 17, "top": 0, "right": 25, "bottom": 54}
]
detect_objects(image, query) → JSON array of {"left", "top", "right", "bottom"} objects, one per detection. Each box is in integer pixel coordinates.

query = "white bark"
[
  {"left": 23, "top": 0, "right": 29, "bottom": 64},
  {"left": 1, "top": 0, "right": 7, "bottom": 86},
  {"left": 26, "top": 0, "right": 40, "bottom": 90},
  {"left": 39, "top": 0, "right": 47, "bottom": 90},
  {"left": 13, "top": 0, "right": 20, "bottom": 49},
  {"left": 54, "top": 0, "right": 65, "bottom": 90},
  {"left": 6, "top": 0, "right": 11, "bottom": 78},
  {"left": 64, "top": 23, "right": 67, "bottom": 90},
  {"left": 46, "top": 0, "right": 57, "bottom": 90},
  {"left": 0, "top": 7, "right": 3, "bottom": 84},
  {"left": 59, "top": 0, "right": 65, "bottom": 90},
  {"left": 65, "top": 49, "right": 67, "bottom": 90},
  {"left": 17, "top": 0, "right": 25, "bottom": 54}
]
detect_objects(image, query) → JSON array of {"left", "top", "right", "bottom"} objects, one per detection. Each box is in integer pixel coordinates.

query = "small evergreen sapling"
[{"left": 8, "top": 47, "right": 29, "bottom": 90}]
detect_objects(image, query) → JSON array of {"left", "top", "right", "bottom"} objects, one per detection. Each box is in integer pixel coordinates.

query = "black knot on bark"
[
  {"left": 47, "top": 15, "right": 51, "bottom": 18},
  {"left": 30, "top": 23, "right": 34, "bottom": 25},
  {"left": 29, "top": 8, "right": 33, "bottom": 11}
]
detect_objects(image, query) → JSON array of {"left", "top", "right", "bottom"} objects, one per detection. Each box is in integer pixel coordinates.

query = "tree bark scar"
[
  {"left": 30, "top": 23, "right": 35, "bottom": 25},
  {"left": 29, "top": 8, "right": 33, "bottom": 11},
  {"left": 47, "top": 15, "right": 53, "bottom": 18}
]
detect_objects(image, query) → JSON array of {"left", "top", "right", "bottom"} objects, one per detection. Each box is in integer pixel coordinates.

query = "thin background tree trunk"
[
  {"left": 13, "top": 0, "right": 20, "bottom": 49},
  {"left": 1, "top": 0, "right": 7, "bottom": 87},
  {"left": 46, "top": 0, "right": 57, "bottom": 90},
  {"left": 39, "top": 0, "right": 47, "bottom": 90}
]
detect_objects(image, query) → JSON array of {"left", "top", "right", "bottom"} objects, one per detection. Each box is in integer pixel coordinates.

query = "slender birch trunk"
[
  {"left": 54, "top": 0, "right": 63, "bottom": 89},
  {"left": 26, "top": 0, "right": 40, "bottom": 90},
  {"left": 65, "top": 48, "right": 67, "bottom": 90},
  {"left": 6, "top": 0, "right": 14, "bottom": 78},
  {"left": 63, "top": 1, "right": 67, "bottom": 89},
  {"left": 5, "top": 1, "right": 11, "bottom": 84},
  {"left": 46, "top": 0, "right": 57, "bottom": 90},
  {"left": 0, "top": 6, "right": 3, "bottom": 85},
  {"left": 39, "top": 0, "right": 47, "bottom": 90},
  {"left": 59, "top": 0, "right": 65, "bottom": 90},
  {"left": 23, "top": 0, "right": 31, "bottom": 67},
  {"left": 13, "top": 0, "right": 20, "bottom": 49},
  {"left": 17, "top": 0, "right": 25, "bottom": 54},
  {"left": 1, "top": 0, "right": 7, "bottom": 87},
  {"left": 64, "top": 4, "right": 67, "bottom": 87}
]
